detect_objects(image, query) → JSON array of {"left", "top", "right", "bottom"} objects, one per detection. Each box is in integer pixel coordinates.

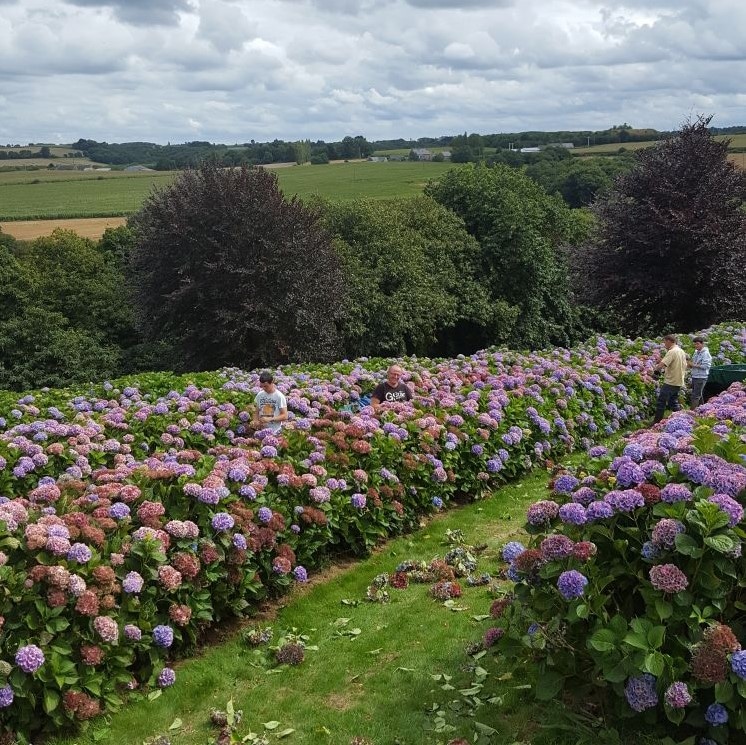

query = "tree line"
[{"left": 1, "top": 117, "right": 743, "bottom": 390}]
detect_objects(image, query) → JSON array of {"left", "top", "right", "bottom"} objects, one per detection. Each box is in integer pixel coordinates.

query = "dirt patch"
[
  {"left": 0, "top": 217, "right": 127, "bottom": 240},
  {"left": 324, "top": 690, "right": 361, "bottom": 711}
]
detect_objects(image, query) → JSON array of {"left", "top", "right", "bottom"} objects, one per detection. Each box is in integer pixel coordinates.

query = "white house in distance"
[{"left": 412, "top": 148, "right": 432, "bottom": 161}]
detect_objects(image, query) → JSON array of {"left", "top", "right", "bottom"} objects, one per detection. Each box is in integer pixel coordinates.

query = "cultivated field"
[
  {"left": 0, "top": 161, "right": 456, "bottom": 223},
  {"left": 0, "top": 216, "right": 127, "bottom": 240},
  {"left": 575, "top": 133, "right": 746, "bottom": 156}
]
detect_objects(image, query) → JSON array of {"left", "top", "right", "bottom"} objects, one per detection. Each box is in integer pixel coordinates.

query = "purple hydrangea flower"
[
  {"left": 559, "top": 502, "right": 587, "bottom": 526},
  {"left": 641, "top": 541, "right": 659, "bottom": 559},
  {"left": 554, "top": 474, "right": 579, "bottom": 493},
  {"left": 257, "top": 507, "right": 272, "bottom": 523},
  {"left": 501, "top": 542, "right": 525, "bottom": 562},
  {"left": 651, "top": 519, "right": 685, "bottom": 548},
  {"left": 664, "top": 682, "right": 691, "bottom": 709},
  {"left": 124, "top": 624, "right": 142, "bottom": 641},
  {"left": 615, "top": 461, "right": 645, "bottom": 487},
  {"left": 708, "top": 494, "right": 743, "bottom": 527},
  {"left": 153, "top": 625, "right": 174, "bottom": 648},
  {"left": 211, "top": 512, "right": 235, "bottom": 532},
  {"left": 624, "top": 674, "right": 658, "bottom": 712},
  {"left": 586, "top": 501, "right": 614, "bottom": 521},
  {"left": 123, "top": 571, "right": 144, "bottom": 594},
  {"left": 15, "top": 644, "right": 45, "bottom": 673},
  {"left": 109, "top": 502, "right": 131, "bottom": 520},
  {"left": 0, "top": 685, "right": 13, "bottom": 708},
  {"left": 66, "top": 542, "right": 93, "bottom": 564},
  {"left": 604, "top": 489, "right": 644, "bottom": 513},
  {"left": 660, "top": 483, "right": 692, "bottom": 504},
  {"left": 350, "top": 493, "right": 366, "bottom": 509},
  {"left": 731, "top": 650, "right": 746, "bottom": 680},
  {"left": 157, "top": 667, "right": 176, "bottom": 688},
  {"left": 541, "top": 534, "right": 575, "bottom": 560},
  {"left": 293, "top": 565, "right": 308, "bottom": 582},
  {"left": 526, "top": 500, "right": 559, "bottom": 525},
  {"left": 588, "top": 445, "right": 608, "bottom": 458},
  {"left": 649, "top": 564, "right": 688, "bottom": 594},
  {"left": 431, "top": 496, "right": 444, "bottom": 509},
  {"left": 557, "top": 570, "right": 588, "bottom": 600},
  {"left": 232, "top": 533, "right": 247, "bottom": 550},
  {"left": 571, "top": 487, "right": 596, "bottom": 505}
]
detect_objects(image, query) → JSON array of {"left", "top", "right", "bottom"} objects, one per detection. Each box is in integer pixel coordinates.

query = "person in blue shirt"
[{"left": 687, "top": 336, "right": 712, "bottom": 408}]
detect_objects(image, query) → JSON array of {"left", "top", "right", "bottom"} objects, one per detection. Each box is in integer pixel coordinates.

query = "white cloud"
[{"left": 0, "top": 0, "right": 744, "bottom": 145}]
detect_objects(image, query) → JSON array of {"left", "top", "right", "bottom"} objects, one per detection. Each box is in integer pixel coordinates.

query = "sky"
[{"left": 1, "top": 0, "right": 745, "bottom": 145}]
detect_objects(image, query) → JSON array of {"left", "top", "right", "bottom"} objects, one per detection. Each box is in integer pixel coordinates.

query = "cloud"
[
  {"left": 0, "top": 0, "right": 744, "bottom": 145},
  {"left": 63, "top": 0, "right": 194, "bottom": 26}
]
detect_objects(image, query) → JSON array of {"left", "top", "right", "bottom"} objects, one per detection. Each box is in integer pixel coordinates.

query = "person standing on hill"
[
  {"left": 687, "top": 336, "right": 712, "bottom": 408},
  {"left": 652, "top": 334, "right": 687, "bottom": 423},
  {"left": 251, "top": 371, "right": 288, "bottom": 432},
  {"left": 371, "top": 365, "right": 413, "bottom": 408}
]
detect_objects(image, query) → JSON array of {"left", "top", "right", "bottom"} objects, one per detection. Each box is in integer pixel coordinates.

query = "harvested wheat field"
[{"left": 0, "top": 216, "right": 127, "bottom": 240}]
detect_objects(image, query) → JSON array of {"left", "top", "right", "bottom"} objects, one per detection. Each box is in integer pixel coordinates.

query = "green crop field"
[
  {"left": 574, "top": 133, "right": 746, "bottom": 156},
  {"left": 0, "top": 161, "right": 458, "bottom": 220}
]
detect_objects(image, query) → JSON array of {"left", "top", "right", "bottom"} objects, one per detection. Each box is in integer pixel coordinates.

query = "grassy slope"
[
  {"left": 0, "top": 162, "right": 456, "bottom": 221},
  {"left": 48, "top": 464, "right": 654, "bottom": 745}
]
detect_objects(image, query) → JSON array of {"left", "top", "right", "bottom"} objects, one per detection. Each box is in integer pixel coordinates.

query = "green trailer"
[{"left": 703, "top": 364, "right": 746, "bottom": 400}]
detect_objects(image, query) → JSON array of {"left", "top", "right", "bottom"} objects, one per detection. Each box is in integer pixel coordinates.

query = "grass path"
[{"left": 50, "top": 463, "right": 649, "bottom": 745}]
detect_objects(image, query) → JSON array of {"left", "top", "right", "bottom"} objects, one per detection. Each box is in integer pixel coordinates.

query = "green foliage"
[
  {"left": 0, "top": 230, "right": 136, "bottom": 389},
  {"left": 324, "top": 196, "right": 500, "bottom": 357},
  {"left": 128, "top": 162, "right": 346, "bottom": 370},
  {"left": 573, "top": 115, "right": 746, "bottom": 335},
  {"left": 0, "top": 306, "right": 121, "bottom": 389},
  {"left": 17, "top": 229, "right": 136, "bottom": 348},
  {"left": 525, "top": 156, "right": 634, "bottom": 208},
  {"left": 425, "top": 163, "right": 592, "bottom": 349}
]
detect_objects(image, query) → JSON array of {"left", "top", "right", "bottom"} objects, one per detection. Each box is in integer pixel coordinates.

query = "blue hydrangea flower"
[{"left": 705, "top": 703, "right": 728, "bottom": 726}]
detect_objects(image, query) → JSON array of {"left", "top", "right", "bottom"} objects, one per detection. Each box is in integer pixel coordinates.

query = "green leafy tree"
[
  {"left": 426, "top": 164, "right": 590, "bottom": 348},
  {"left": 324, "top": 196, "right": 501, "bottom": 357},
  {"left": 0, "top": 307, "right": 120, "bottom": 391},
  {"left": 128, "top": 162, "right": 345, "bottom": 370},
  {"left": 573, "top": 116, "right": 746, "bottom": 333},
  {"left": 18, "top": 229, "right": 136, "bottom": 349}
]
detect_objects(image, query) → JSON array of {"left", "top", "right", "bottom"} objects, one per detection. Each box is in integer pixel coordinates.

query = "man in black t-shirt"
[{"left": 371, "top": 365, "right": 413, "bottom": 408}]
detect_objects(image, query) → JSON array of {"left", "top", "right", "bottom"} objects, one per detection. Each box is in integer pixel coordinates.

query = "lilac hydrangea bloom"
[
  {"left": 664, "top": 682, "right": 691, "bottom": 709},
  {"left": 556, "top": 570, "right": 588, "bottom": 600},
  {"left": 15, "top": 644, "right": 45, "bottom": 673},
  {"left": 157, "top": 667, "right": 176, "bottom": 687},
  {"left": 559, "top": 502, "right": 587, "bottom": 526},
  {"left": 153, "top": 625, "right": 174, "bottom": 648},
  {"left": 501, "top": 542, "right": 525, "bottom": 562},
  {"left": 660, "top": 483, "right": 692, "bottom": 504},
  {"left": 624, "top": 674, "right": 658, "bottom": 712}
]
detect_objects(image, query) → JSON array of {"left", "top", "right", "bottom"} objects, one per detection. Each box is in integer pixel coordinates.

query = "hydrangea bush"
[
  {"left": 495, "top": 381, "right": 746, "bottom": 742},
  {"left": 0, "top": 323, "right": 743, "bottom": 742}
]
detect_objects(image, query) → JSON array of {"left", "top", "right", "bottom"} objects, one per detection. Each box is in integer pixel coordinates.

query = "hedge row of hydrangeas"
[
  {"left": 494, "top": 382, "right": 746, "bottom": 744},
  {"left": 0, "top": 324, "right": 743, "bottom": 743}
]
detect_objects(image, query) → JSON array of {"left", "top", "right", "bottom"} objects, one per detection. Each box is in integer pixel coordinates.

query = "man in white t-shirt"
[{"left": 251, "top": 371, "right": 288, "bottom": 433}]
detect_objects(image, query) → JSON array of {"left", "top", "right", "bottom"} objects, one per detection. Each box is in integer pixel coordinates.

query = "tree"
[
  {"left": 323, "top": 196, "right": 499, "bottom": 358},
  {"left": 18, "top": 229, "right": 136, "bottom": 349},
  {"left": 128, "top": 162, "right": 345, "bottom": 370},
  {"left": 572, "top": 116, "right": 746, "bottom": 334},
  {"left": 425, "top": 164, "right": 590, "bottom": 348}
]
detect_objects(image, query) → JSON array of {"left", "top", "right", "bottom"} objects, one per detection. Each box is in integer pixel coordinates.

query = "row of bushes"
[
  {"left": 492, "top": 383, "right": 746, "bottom": 742},
  {"left": 3, "top": 327, "right": 743, "bottom": 740}
]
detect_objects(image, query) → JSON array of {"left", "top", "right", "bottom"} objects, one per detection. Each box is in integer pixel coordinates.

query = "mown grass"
[
  {"left": 0, "top": 162, "right": 457, "bottom": 221},
  {"left": 48, "top": 464, "right": 655, "bottom": 745}
]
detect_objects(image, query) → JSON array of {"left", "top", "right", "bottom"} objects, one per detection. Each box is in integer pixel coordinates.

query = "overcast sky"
[{"left": 1, "top": 0, "right": 745, "bottom": 145}]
